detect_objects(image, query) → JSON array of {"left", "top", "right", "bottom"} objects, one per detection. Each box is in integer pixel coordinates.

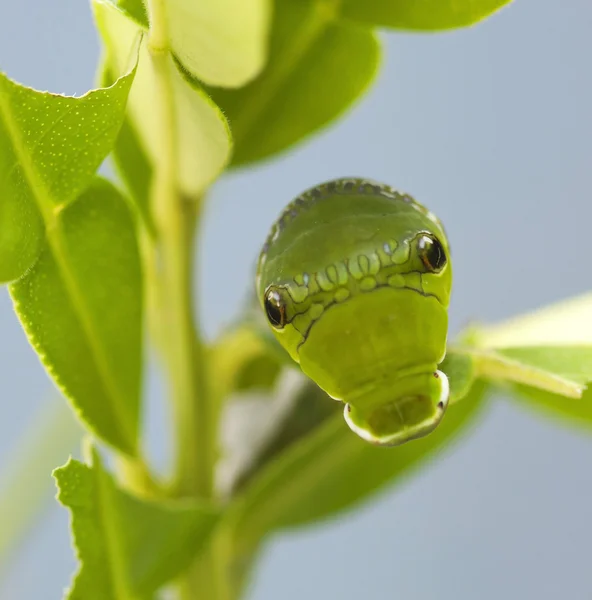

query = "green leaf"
[
  {"left": 496, "top": 346, "right": 592, "bottom": 388},
  {"left": 510, "top": 384, "right": 592, "bottom": 430},
  {"left": 9, "top": 178, "right": 143, "bottom": 455},
  {"left": 463, "top": 294, "right": 592, "bottom": 402},
  {"left": 468, "top": 346, "right": 589, "bottom": 400},
  {"left": 207, "top": 0, "right": 381, "bottom": 167},
  {"left": 457, "top": 296, "right": 592, "bottom": 429},
  {"left": 483, "top": 346, "right": 592, "bottom": 429},
  {"left": 211, "top": 322, "right": 286, "bottom": 403},
  {"left": 54, "top": 449, "right": 220, "bottom": 600},
  {"left": 94, "top": 0, "right": 232, "bottom": 196},
  {"left": 103, "top": 0, "right": 149, "bottom": 28},
  {"left": 100, "top": 64, "right": 154, "bottom": 234},
  {"left": 0, "top": 61, "right": 136, "bottom": 283},
  {"left": 219, "top": 373, "right": 341, "bottom": 498},
  {"left": 228, "top": 381, "right": 487, "bottom": 546},
  {"left": 111, "top": 114, "right": 154, "bottom": 232},
  {"left": 341, "top": 0, "right": 513, "bottom": 30},
  {"left": 161, "top": 0, "right": 271, "bottom": 87},
  {"left": 472, "top": 292, "right": 592, "bottom": 348}
]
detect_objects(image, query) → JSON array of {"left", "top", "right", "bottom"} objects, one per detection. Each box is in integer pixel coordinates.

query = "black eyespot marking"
[
  {"left": 264, "top": 288, "right": 286, "bottom": 329},
  {"left": 418, "top": 234, "right": 447, "bottom": 273}
]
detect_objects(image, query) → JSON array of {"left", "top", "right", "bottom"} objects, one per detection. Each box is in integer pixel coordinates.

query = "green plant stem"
[
  {"left": 145, "top": 2, "right": 227, "bottom": 598},
  {"left": 117, "top": 454, "right": 161, "bottom": 498},
  {"left": 146, "top": 2, "right": 214, "bottom": 500},
  {"left": 177, "top": 525, "right": 250, "bottom": 600}
]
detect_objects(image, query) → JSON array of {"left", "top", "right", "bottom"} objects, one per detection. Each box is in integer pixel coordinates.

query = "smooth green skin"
[{"left": 257, "top": 178, "right": 452, "bottom": 446}]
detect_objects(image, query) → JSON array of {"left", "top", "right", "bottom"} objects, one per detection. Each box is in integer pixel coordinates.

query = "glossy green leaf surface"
[
  {"left": 341, "top": 0, "right": 513, "bottom": 30},
  {"left": 0, "top": 64, "right": 135, "bottom": 283},
  {"left": 163, "top": 0, "right": 270, "bottom": 87},
  {"left": 230, "top": 381, "right": 487, "bottom": 545},
  {"left": 10, "top": 178, "right": 143, "bottom": 455},
  {"left": 54, "top": 450, "right": 219, "bottom": 599},
  {"left": 208, "top": 0, "right": 381, "bottom": 167},
  {"left": 94, "top": 0, "right": 232, "bottom": 196}
]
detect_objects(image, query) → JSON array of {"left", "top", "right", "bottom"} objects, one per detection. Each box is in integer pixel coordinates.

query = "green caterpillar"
[{"left": 256, "top": 178, "right": 452, "bottom": 446}]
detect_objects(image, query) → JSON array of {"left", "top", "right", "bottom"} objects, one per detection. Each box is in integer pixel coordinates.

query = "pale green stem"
[
  {"left": 116, "top": 453, "right": 161, "bottom": 498},
  {"left": 145, "top": 0, "right": 214, "bottom": 499},
  {"left": 177, "top": 525, "right": 249, "bottom": 600}
]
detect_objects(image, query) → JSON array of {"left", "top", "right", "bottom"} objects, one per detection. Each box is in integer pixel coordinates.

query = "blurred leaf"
[
  {"left": 492, "top": 346, "right": 592, "bottom": 429},
  {"left": 210, "top": 322, "right": 286, "bottom": 403},
  {"left": 94, "top": 0, "right": 232, "bottom": 196},
  {"left": 162, "top": 0, "right": 271, "bottom": 87},
  {"left": 510, "top": 384, "right": 592, "bottom": 430},
  {"left": 440, "top": 350, "right": 475, "bottom": 404},
  {"left": 218, "top": 373, "right": 340, "bottom": 498},
  {"left": 10, "top": 178, "right": 143, "bottom": 455},
  {"left": 497, "top": 346, "right": 592, "bottom": 387},
  {"left": 0, "top": 61, "right": 136, "bottom": 283},
  {"left": 103, "top": 0, "right": 149, "bottom": 28},
  {"left": 0, "top": 397, "right": 81, "bottom": 572},
  {"left": 228, "top": 381, "right": 487, "bottom": 546},
  {"left": 100, "top": 64, "right": 154, "bottom": 233},
  {"left": 226, "top": 349, "right": 478, "bottom": 494},
  {"left": 459, "top": 295, "right": 592, "bottom": 430},
  {"left": 464, "top": 294, "right": 592, "bottom": 419},
  {"left": 54, "top": 449, "right": 220, "bottom": 600},
  {"left": 235, "top": 354, "right": 282, "bottom": 392},
  {"left": 112, "top": 114, "right": 154, "bottom": 231},
  {"left": 103, "top": 0, "right": 270, "bottom": 86},
  {"left": 470, "top": 346, "right": 592, "bottom": 400},
  {"left": 472, "top": 292, "right": 592, "bottom": 348},
  {"left": 341, "top": 0, "right": 513, "bottom": 30},
  {"left": 216, "top": 332, "right": 479, "bottom": 498},
  {"left": 208, "top": 0, "right": 381, "bottom": 167}
]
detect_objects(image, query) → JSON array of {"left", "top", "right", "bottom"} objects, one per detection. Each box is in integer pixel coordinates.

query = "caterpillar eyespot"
[
  {"left": 264, "top": 288, "right": 286, "bottom": 329},
  {"left": 418, "top": 234, "right": 447, "bottom": 273}
]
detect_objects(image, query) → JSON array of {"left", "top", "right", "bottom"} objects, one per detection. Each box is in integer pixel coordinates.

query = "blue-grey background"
[{"left": 1, "top": 0, "right": 592, "bottom": 598}]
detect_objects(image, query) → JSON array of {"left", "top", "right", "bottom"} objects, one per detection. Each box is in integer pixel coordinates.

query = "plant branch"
[
  {"left": 146, "top": 12, "right": 214, "bottom": 500},
  {"left": 146, "top": 0, "right": 169, "bottom": 51}
]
